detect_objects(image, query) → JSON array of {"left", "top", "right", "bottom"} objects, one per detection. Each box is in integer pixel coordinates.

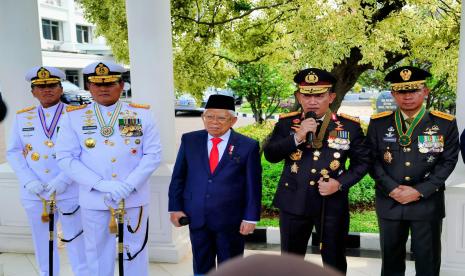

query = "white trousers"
[
  {"left": 22, "top": 198, "right": 88, "bottom": 276},
  {"left": 81, "top": 205, "right": 149, "bottom": 276}
]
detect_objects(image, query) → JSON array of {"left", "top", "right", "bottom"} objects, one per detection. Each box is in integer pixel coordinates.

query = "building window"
[
  {"left": 42, "top": 19, "right": 61, "bottom": 41},
  {"left": 65, "top": 70, "right": 80, "bottom": 86},
  {"left": 42, "top": 0, "right": 62, "bottom": 6},
  {"left": 76, "top": 25, "right": 91, "bottom": 43}
]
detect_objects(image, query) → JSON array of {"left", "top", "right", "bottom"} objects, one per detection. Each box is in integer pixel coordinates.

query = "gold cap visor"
[
  {"left": 391, "top": 80, "right": 425, "bottom": 92},
  {"left": 31, "top": 78, "right": 61, "bottom": 85},
  {"left": 88, "top": 75, "right": 121, "bottom": 83},
  {"left": 299, "top": 84, "right": 332, "bottom": 95}
]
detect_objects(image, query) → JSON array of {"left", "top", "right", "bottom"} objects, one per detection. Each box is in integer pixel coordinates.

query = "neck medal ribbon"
[
  {"left": 38, "top": 102, "right": 64, "bottom": 147},
  {"left": 395, "top": 106, "right": 426, "bottom": 147},
  {"left": 94, "top": 102, "right": 122, "bottom": 137},
  {"left": 312, "top": 109, "right": 332, "bottom": 149}
]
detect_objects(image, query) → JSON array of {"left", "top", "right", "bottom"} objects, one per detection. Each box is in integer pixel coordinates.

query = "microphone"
[
  {"left": 304, "top": 111, "right": 317, "bottom": 145},
  {"left": 178, "top": 216, "right": 190, "bottom": 226}
]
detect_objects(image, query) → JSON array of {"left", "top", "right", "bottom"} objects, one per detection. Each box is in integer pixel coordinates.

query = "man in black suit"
[
  {"left": 263, "top": 68, "right": 370, "bottom": 274},
  {"left": 367, "top": 66, "right": 459, "bottom": 276}
]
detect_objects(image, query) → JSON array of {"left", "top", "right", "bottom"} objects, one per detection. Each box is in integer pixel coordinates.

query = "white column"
[
  {"left": 0, "top": 0, "right": 43, "bottom": 253},
  {"left": 125, "top": 0, "right": 189, "bottom": 263},
  {"left": 441, "top": 1, "right": 465, "bottom": 274}
]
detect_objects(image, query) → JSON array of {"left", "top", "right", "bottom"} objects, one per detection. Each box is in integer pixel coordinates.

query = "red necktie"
[{"left": 209, "top": 137, "right": 223, "bottom": 173}]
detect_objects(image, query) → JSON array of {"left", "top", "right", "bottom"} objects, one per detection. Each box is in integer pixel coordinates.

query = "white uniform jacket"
[
  {"left": 55, "top": 101, "right": 161, "bottom": 210},
  {"left": 7, "top": 103, "right": 77, "bottom": 201}
]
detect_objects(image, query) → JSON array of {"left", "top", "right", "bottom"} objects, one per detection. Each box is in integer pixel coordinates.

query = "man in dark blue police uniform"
[
  {"left": 263, "top": 68, "right": 370, "bottom": 274},
  {"left": 367, "top": 66, "right": 459, "bottom": 276}
]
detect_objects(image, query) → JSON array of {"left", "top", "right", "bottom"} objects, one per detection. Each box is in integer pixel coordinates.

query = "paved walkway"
[{"left": 0, "top": 248, "right": 415, "bottom": 276}]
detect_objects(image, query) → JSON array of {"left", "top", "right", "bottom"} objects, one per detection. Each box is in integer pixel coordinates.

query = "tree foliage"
[
  {"left": 78, "top": 0, "right": 461, "bottom": 113},
  {"left": 228, "top": 64, "right": 294, "bottom": 123}
]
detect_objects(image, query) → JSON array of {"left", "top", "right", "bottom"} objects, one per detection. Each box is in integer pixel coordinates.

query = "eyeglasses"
[{"left": 203, "top": 114, "right": 230, "bottom": 123}]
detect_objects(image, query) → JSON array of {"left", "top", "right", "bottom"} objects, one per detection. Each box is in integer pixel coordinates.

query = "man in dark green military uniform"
[
  {"left": 263, "top": 68, "right": 370, "bottom": 274},
  {"left": 367, "top": 66, "right": 459, "bottom": 276}
]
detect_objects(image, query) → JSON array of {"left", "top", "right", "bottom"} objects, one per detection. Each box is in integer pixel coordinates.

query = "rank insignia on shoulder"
[
  {"left": 339, "top": 113, "right": 360, "bottom": 123},
  {"left": 66, "top": 104, "right": 88, "bottom": 112},
  {"left": 129, "top": 103, "right": 150, "bottom": 109},
  {"left": 371, "top": 111, "right": 393, "bottom": 119},
  {"left": 17, "top": 106, "right": 36, "bottom": 114},
  {"left": 279, "top": 111, "right": 300, "bottom": 120},
  {"left": 430, "top": 110, "right": 454, "bottom": 121}
]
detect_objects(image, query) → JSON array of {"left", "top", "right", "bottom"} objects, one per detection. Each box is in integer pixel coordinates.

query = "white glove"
[
  {"left": 94, "top": 180, "right": 132, "bottom": 202},
  {"left": 24, "top": 180, "right": 45, "bottom": 195},
  {"left": 110, "top": 181, "right": 134, "bottom": 202},
  {"left": 45, "top": 178, "right": 68, "bottom": 196}
]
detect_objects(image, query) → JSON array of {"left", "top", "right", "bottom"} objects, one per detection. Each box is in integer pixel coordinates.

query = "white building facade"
[{"left": 38, "top": 0, "right": 115, "bottom": 88}]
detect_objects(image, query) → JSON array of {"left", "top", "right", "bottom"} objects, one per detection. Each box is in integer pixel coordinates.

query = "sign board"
[{"left": 376, "top": 91, "right": 397, "bottom": 113}]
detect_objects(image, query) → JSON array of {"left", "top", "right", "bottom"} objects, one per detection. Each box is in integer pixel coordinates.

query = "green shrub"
[
  {"left": 349, "top": 174, "right": 375, "bottom": 209},
  {"left": 236, "top": 121, "right": 275, "bottom": 147},
  {"left": 261, "top": 157, "right": 282, "bottom": 210}
]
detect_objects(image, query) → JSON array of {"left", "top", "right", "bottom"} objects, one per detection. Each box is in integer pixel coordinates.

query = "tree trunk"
[{"left": 330, "top": 48, "right": 406, "bottom": 112}]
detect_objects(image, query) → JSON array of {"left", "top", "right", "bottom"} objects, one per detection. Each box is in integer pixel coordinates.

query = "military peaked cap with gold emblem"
[
  {"left": 293, "top": 68, "right": 336, "bottom": 95},
  {"left": 83, "top": 61, "right": 126, "bottom": 83},
  {"left": 385, "top": 66, "right": 431, "bottom": 92},
  {"left": 25, "top": 66, "right": 65, "bottom": 85}
]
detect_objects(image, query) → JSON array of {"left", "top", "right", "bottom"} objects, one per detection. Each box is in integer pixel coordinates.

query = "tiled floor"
[{"left": 0, "top": 248, "right": 415, "bottom": 276}]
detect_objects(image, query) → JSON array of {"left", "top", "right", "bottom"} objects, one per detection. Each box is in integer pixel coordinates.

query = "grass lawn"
[{"left": 257, "top": 210, "right": 379, "bottom": 233}]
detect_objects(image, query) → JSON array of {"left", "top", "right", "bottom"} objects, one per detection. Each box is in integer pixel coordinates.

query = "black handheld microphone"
[
  {"left": 178, "top": 216, "right": 190, "bottom": 226},
  {"left": 304, "top": 111, "right": 317, "bottom": 145}
]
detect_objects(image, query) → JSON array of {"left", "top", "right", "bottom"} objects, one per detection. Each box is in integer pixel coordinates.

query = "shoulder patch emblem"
[
  {"left": 66, "top": 104, "right": 88, "bottom": 112},
  {"left": 371, "top": 111, "right": 393, "bottom": 120},
  {"left": 430, "top": 110, "right": 454, "bottom": 121},
  {"left": 16, "top": 106, "right": 36, "bottom": 114},
  {"left": 339, "top": 113, "right": 360, "bottom": 123},
  {"left": 279, "top": 111, "right": 301, "bottom": 119},
  {"left": 129, "top": 103, "right": 150, "bottom": 109}
]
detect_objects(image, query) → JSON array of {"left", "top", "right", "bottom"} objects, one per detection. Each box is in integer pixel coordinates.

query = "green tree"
[
  {"left": 78, "top": 0, "right": 460, "bottom": 112},
  {"left": 228, "top": 64, "right": 294, "bottom": 123}
]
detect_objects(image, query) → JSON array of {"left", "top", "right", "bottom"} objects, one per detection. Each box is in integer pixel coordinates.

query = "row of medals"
[{"left": 84, "top": 136, "right": 142, "bottom": 155}]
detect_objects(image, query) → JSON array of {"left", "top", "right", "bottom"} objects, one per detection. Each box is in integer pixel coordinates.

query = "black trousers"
[
  {"left": 378, "top": 218, "right": 442, "bottom": 276},
  {"left": 279, "top": 210, "right": 349, "bottom": 274}
]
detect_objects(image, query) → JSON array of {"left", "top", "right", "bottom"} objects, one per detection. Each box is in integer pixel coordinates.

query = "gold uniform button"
[
  {"left": 404, "top": 176, "right": 411, "bottom": 181},
  {"left": 285, "top": 183, "right": 289, "bottom": 187},
  {"left": 406, "top": 148, "right": 411, "bottom": 152},
  {"left": 44, "top": 169, "right": 50, "bottom": 173},
  {"left": 111, "top": 158, "right": 116, "bottom": 163},
  {"left": 310, "top": 181, "right": 315, "bottom": 186},
  {"left": 311, "top": 169, "right": 317, "bottom": 173},
  {"left": 112, "top": 173, "right": 117, "bottom": 178},
  {"left": 405, "top": 162, "right": 411, "bottom": 167}
]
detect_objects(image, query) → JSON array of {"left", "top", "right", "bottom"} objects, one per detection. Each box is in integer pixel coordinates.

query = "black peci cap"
[{"left": 205, "top": 94, "right": 235, "bottom": 111}]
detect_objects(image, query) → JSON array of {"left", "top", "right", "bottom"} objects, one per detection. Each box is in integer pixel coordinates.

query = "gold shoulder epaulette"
[
  {"left": 279, "top": 111, "right": 300, "bottom": 119},
  {"left": 371, "top": 111, "right": 393, "bottom": 120},
  {"left": 339, "top": 113, "right": 360, "bottom": 124},
  {"left": 430, "top": 110, "right": 455, "bottom": 121},
  {"left": 66, "top": 104, "right": 88, "bottom": 112},
  {"left": 16, "top": 105, "right": 36, "bottom": 114},
  {"left": 129, "top": 103, "right": 150, "bottom": 109}
]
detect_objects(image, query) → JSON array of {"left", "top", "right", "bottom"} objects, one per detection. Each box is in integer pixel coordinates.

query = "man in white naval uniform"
[
  {"left": 6, "top": 66, "right": 88, "bottom": 276},
  {"left": 56, "top": 61, "right": 161, "bottom": 276}
]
